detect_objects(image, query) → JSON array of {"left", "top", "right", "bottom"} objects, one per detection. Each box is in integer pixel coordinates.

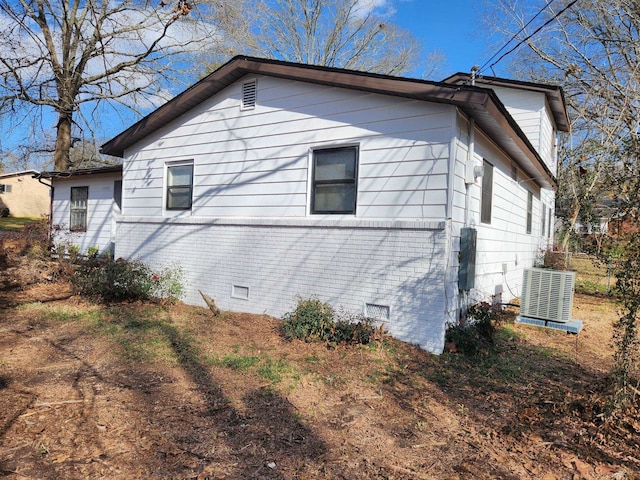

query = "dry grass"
[{"left": 0, "top": 244, "right": 638, "bottom": 479}]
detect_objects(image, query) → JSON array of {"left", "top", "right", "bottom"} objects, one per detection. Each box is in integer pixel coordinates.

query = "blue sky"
[
  {"left": 392, "top": 0, "right": 506, "bottom": 78},
  {"left": 2, "top": 0, "right": 511, "bottom": 167}
]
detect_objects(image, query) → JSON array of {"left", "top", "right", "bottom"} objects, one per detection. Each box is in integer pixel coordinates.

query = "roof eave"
[
  {"left": 441, "top": 72, "right": 570, "bottom": 134},
  {"left": 459, "top": 97, "right": 556, "bottom": 190},
  {"left": 101, "top": 56, "right": 488, "bottom": 158},
  {"left": 34, "top": 165, "right": 123, "bottom": 179},
  {"left": 100, "top": 56, "right": 555, "bottom": 189},
  {"left": 0, "top": 169, "right": 40, "bottom": 179}
]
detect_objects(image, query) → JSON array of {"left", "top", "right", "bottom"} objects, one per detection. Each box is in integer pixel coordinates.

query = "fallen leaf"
[
  {"left": 52, "top": 454, "right": 69, "bottom": 464},
  {"left": 572, "top": 458, "right": 593, "bottom": 480}
]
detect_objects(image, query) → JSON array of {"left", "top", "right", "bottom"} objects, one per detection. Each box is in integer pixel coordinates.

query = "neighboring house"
[
  {"left": 0, "top": 170, "right": 50, "bottom": 218},
  {"left": 35, "top": 166, "right": 122, "bottom": 255},
  {"left": 97, "top": 56, "right": 567, "bottom": 353}
]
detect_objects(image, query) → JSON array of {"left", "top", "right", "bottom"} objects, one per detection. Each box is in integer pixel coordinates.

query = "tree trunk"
[
  {"left": 53, "top": 111, "right": 72, "bottom": 171},
  {"left": 560, "top": 205, "right": 580, "bottom": 253}
]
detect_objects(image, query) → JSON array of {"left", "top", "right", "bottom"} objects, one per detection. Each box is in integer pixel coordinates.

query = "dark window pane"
[
  {"left": 167, "top": 186, "right": 192, "bottom": 210},
  {"left": 168, "top": 165, "right": 193, "bottom": 186},
  {"left": 315, "top": 150, "right": 356, "bottom": 181},
  {"left": 526, "top": 191, "right": 533, "bottom": 234},
  {"left": 70, "top": 186, "right": 88, "bottom": 231},
  {"left": 314, "top": 184, "right": 356, "bottom": 213},
  {"left": 480, "top": 160, "right": 493, "bottom": 224},
  {"left": 114, "top": 180, "right": 122, "bottom": 210},
  {"left": 312, "top": 147, "right": 358, "bottom": 214},
  {"left": 166, "top": 164, "right": 193, "bottom": 210}
]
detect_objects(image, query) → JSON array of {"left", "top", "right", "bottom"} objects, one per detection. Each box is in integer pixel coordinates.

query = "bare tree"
[
  {"left": 242, "top": 0, "right": 434, "bottom": 76},
  {"left": 482, "top": 0, "right": 640, "bottom": 250},
  {"left": 0, "top": 0, "right": 240, "bottom": 170},
  {"left": 483, "top": 0, "right": 640, "bottom": 408}
]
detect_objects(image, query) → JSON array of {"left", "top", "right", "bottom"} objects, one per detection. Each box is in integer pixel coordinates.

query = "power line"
[
  {"left": 478, "top": 0, "right": 557, "bottom": 75},
  {"left": 482, "top": 0, "right": 579, "bottom": 75}
]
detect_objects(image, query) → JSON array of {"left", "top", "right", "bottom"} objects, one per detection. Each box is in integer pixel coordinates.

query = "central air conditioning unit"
[{"left": 520, "top": 268, "right": 576, "bottom": 323}]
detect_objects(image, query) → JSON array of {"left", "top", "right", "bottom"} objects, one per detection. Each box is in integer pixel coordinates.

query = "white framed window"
[
  {"left": 166, "top": 162, "right": 194, "bottom": 211},
  {"left": 70, "top": 186, "right": 88, "bottom": 231},
  {"left": 526, "top": 191, "right": 533, "bottom": 234},
  {"left": 541, "top": 204, "right": 547, "bottom": 237},
  {"left": 0, "top": 183, "right": 10, "bottom": 193},
  {"left": 480, "top": 159, "right": 493, "bottom": 224},
  {"left": 311, "top": 146, "right": 358, "bottom": 214}
]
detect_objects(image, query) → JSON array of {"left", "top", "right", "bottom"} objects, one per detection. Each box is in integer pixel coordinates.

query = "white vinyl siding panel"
[
  {"left": 489, "top": 85, "right": 557, "bottom": 173},
  {"left": 471, "top": 135, "right": 549, "bottom": 301},
  {"left": 123, "top": 76, "right": 453, "bottom": 220},
  {"left": 539, "top": 106, "right": 557, "bottom": 176},
  {"left": 51, "top": 172, "right": 121, "bottom": 255}
]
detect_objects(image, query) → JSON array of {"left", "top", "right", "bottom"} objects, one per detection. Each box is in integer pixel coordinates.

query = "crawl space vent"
[
  {"left": 365, "top": 303, "right": 390, "bottom": 322},
  {"left": 241, "top": 80, "right": 256, "bottom": 110},
  {"left": 231, "top": 285, "right": 250, "bottom": 300}
]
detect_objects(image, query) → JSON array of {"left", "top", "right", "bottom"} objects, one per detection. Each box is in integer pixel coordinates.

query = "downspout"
[{"left": 460, "top": 117, "right": 475, "bottom": 321}]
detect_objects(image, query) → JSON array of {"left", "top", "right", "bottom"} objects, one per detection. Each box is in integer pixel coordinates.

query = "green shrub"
[
  {"left": 149, "top": 263, "right": 186, "bottom": 303},
  {"left": 446, "top": 302, "right": 501, "bottom": 356},
  {"left": 281, "top": 297, "right": 376, "bottom": 345},
  {"left": 281, "top": 297, "right": 335, "bottom": 341},
  {"left": 73, "top": 257, "right": 185, "bottom": 303}
]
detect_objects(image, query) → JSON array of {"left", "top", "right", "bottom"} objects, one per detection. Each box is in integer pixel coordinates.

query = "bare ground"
[{"left": 0, "top": 244, "right": 638, "bottom": 479}]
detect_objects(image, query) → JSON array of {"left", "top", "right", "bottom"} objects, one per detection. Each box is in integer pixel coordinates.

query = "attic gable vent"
[{"left": 241, "top": 79, "right": 257, "bottom": 110}]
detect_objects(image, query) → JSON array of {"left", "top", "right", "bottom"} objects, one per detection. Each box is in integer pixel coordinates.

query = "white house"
[
  {"left": 35, "top": 166, "right": 122, "bottom": 255},
  {"left": 89, "top": 56, "right": 567, "bottom": 353}
]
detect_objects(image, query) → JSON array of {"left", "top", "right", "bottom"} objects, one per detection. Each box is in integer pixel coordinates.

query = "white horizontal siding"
[
  {"left": 123, "top": 75, "right": 454, "bottom": 220},
  {"left": 540, "top": 106, "right": 557, "bottom": 175},
  {"left": 469, "top": 135, "right": 549, "bottom": 303},
  {"left": 489, "top": 86, "right": 558, "bottom": 173},
  {"left": 52, "top": 173, "right": 120, "bottom": 255}
]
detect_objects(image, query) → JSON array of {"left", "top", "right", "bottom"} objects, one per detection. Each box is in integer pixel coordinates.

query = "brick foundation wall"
[{"left": 116, "top": 217, "right": 449, "bottom": 353}]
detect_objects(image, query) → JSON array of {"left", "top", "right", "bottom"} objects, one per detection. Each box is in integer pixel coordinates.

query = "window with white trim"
[
  {"left": 311, "top": 146, "right": 358, "bottom": 214},
  {"left": 70, "top": 186, "right": 88, "bottom": 231},
  {"left": 166, "top": 162, "right": 194, "bottom": 210},
  {"left": 0, "top": 183, "right": 10, "bottom": 193},
  {"left": 480, "top": 160, "right": 493, "bottom": 224},
  {"left": 526, "top": 191, "right": 533, "bottom": 234}
]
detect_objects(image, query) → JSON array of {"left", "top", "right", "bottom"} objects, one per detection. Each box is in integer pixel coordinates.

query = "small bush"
[
  {"left": 281, "top": 297, "right": 375, "bottom": 346},
  {"left": 149, "top": 264, "right": 186, "bottom": 303},
  {"left": 20, "top": 219, "right": 50, "bottom": 256},
  {"left": 73, "top": 257, "right": 185, "bottom": 303},
  {"left": 334, "top": 319, "right": 376, "bottom": 346},
  {"left": 536, "top": 248, "right": 568, "bottom": 270},
  {"left": 281, "top": 297, "right": 335, "bottom": 342},
  {"left": 446, "top": 302, "right": 501, "bottom": 356}
]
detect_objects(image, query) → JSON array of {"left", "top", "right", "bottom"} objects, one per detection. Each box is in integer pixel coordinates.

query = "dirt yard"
[{"left": 0, "top": 243, "right": 638, "bottom": 479}]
